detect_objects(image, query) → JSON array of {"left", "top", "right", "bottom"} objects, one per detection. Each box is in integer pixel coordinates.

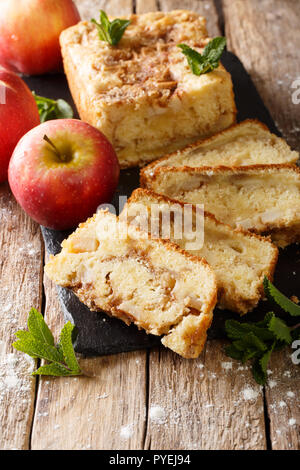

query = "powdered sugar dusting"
[
  {"left": 242, "top": 387, "right": 260, "bottom": 401},
  {"left": 120, "top": 423, "right": 134, "bottom": 439}
]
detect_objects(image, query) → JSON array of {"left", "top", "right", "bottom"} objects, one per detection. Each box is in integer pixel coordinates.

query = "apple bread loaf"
[
  {"left": 60, "top": 10, "right": 236, "bottom": 168},
  {"left": 45, "top": 210, "right": 217, "bottom": 358},
  {"left": 142, "top": 164, "right": 300, "bottom": 247},
  {"left": 140, "top": 119, "right": 299, "bottom": 186},
  {"left": 121, "top": 189, "right": 278, "bottom": 314}
]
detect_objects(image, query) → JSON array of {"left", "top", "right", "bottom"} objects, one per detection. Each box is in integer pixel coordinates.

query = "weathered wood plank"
[
  {"left": 223, "top": 0, "right": 300, "bottom": 151},
  {"left": 74, "top": 0, "right": 133, "bottom": 19},
  {"left": 159, "top": 0, "right": 220, "bottom": 36},
  {"left": 265, "top": 348, "right": 300, "bottom": 450},
  {"left": 223, "top": 0, "right": 300, "bottom": 450},
  {"left": 144, "top": 342, "right": 266, "bottom": 450},
  {"left": 136, "top": 0, "right": 158, "bottom": 14},
  {"left": 0, "top": 184, "right": 43, "bottom": 449},
  {"left": 31, "top": 0, "right": 148, "bottom": 451},
  {"left": 138, "top": 0, "right": 267, "bottom": 450}
]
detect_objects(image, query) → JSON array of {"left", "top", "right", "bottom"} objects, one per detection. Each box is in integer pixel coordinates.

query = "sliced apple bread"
[
  {"left": 45, "top": 210, "right": 217, "bottom": 358},
  {"left": 143, "top": 164, "right": 300, "bottom": 247},
  {"left": 141, "top": 119, "right": 299, "bottom": 186},
  {"left": 121, "top": 189, "right": 278, "bottom": 314}
]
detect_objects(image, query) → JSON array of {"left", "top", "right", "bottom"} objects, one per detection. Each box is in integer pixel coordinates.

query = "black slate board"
[{"left": 24, "top": 51, "right": 300, "bottom": 356}]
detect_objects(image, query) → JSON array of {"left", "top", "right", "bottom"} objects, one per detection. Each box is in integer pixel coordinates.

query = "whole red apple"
[
  {"left": 0, "top": 0, "right": 81, "bottom": 75},
  {"left": 8, "top": 119, "right": 120, "bottom": 229},
  {"left": 0, "top": 66, "right": 40, "bottom": 182}
]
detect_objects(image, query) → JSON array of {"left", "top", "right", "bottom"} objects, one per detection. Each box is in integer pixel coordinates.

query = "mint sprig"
[
  {"left": 91, "top": 10, "right": 130, "bottom": 46},
  {"left": 13, "top": 308, "right": 82, "bottom": 377},
  {"left": 225, "top": 277, "right": 300, "bottom": 385},
  {"left": 178, "top": 37, "right": 226, "bottom": 76},
  {"left": 33, "top": 93, "right": 73, "bottom": 123}
]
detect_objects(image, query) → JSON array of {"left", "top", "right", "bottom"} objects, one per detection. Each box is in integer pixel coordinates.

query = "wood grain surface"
[
  {"left": 0, "top": 184, "right": 43, "bottom": 449},
  {"left": 223, "top": 0, "right": 300, "bottom": 152},
  {"left": 0, "top": 0, "right": 298, "bottom": 450}
]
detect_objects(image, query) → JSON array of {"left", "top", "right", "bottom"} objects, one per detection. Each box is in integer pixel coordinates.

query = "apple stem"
[{"left": 43, "top": 134, "right": 68, "bottom": 162}]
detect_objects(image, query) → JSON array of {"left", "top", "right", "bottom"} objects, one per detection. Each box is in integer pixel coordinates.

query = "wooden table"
[{"left": 1, "top": 0, "right": 299, "bottom": 450}]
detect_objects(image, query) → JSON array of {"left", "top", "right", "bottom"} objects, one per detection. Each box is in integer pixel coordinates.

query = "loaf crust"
[
  {"left": 123, "top": 188, "right": 278, "bottom": 314},
  {"left": 140, "top": 119, "right": 299, "bottom": 186},
  {"left": 142, "top": 163, "right": 300, "bottom": 247}
]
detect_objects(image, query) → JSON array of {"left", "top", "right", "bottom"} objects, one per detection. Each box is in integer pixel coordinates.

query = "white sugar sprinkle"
[
  {"left": 242, "top": 388, "right": 259, "bottom": 401},
  {"left": 149, "top": 405, "right": 167, "bottom": 424},
  {"left": 120, "top": 424, "right": 133, "bottom": 439}
]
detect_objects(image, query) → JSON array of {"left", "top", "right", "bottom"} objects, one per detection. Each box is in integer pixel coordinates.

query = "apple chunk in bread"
[
  {"left": 45, "top": 210, "right": 217, "bottom": 358},
  {"left": 60, "top": 10, "right": 236, "bottom": 168}
]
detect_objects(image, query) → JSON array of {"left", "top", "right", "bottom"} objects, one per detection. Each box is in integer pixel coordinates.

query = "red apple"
[
  {"left": 0, "top": 0, "right": 81, "bottom": 75},
  {"left": 0, "top": 66, "right": 40, "bottom": 182},
  {"left": 8, "top": 119, "right": 120, "bottom": 229}
]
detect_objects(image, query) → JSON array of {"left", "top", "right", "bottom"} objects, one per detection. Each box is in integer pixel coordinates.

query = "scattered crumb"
[
  {"left": 290, "top": 295, "right": 299, "bottom": 304},
  {"left": 287, "top": 391, "right": 295, "bottom": 398}
]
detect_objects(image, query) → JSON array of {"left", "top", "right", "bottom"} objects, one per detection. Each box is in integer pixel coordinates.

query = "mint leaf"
[
  {"left": 233, "top": 332, "right": 267, "bottom": 354},
  {"left": 13, "top": 337, "right": 63, "bottom": 364},
  {"left": 178, "top": 37, "right": 226, "bottom": 76},
  {"left": 252, "top": 343, "right": 275, "bottom": 386},
  {"left": 225, "top": 318, "right": 274, "bottom": 342},
  {"left": 263, "top": 276, "right": 300, "bottom": 317},
  {"left": 224, "top": 276, "right": 300, "bottom": 386},
  {"left": 252, "top": 359, "right": 267, "bottom": 386},
  {"left": 202, "top": 37, "right": 227, "bottom": 65},
  {"left": 33, "top": 92, "right": 73, "bottom": 123},
  {"left": 13, "top": 309, "right": 83, "bottom": 377},
  {"left": 268, "top": 316, "right": 292, "bottom": 344},
  {"left": 32, "top": 363, "right": 75, "bottom": 377},
  {"left": 91, "top": 10, "right": 130, "bottom": 46},
  {"left": 59, "top": 322, "right": 81, "bottom": 373},
  {"left": 27, "top": 308, "right": 54, "bottom": 346}
]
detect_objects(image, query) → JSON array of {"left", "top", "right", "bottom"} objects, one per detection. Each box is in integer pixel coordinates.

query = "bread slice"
[
  {"left": 60, "top": 10, "right": 236, "bottom": 168},
  {"left": 140, "top": 119, "right": 299, "bottom": 186},
  {"left": 143, "top": 164, "right": 300, "bottom": 247},
  {"left": 121, "top": 189, "right": 278, "bottom": 314},
  {"left": 45, "top": 210, "right": 217, "bottom": 358}
]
